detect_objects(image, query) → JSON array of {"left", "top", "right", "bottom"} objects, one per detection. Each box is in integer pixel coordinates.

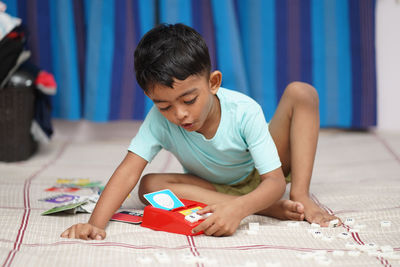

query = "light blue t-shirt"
[{"left": 128, "top": 87, "right": 281, "bottom": 185}]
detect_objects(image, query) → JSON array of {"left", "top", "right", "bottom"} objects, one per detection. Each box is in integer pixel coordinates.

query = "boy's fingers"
[
  {"left": 89, "top": 228, "right": 106, "bottom": 240},
  {"left": 196, "top": 205, "right": 213, "bottom": 215},
  {"left": 79, "top": 225, "right": 91, "bottom": 240},
  {"left": 60, "top": 229, "right": 69, "bottom": 238},
  {"left": 68, "top": 226, "right": 76, "bottom": 239},
  {"left": 203, "top": 223, "right": 220, "bottom": 236},
  {"left": 192, "top": 218, "right": 213, "bottom": 234}
]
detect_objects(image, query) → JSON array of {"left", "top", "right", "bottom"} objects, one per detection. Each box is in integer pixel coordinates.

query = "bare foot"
[
  {"left": 293, "top": 196, "right": 340, "bottom": 227},
  {"left": 258, "top": 199, "right": 305, "bottom": 221}
]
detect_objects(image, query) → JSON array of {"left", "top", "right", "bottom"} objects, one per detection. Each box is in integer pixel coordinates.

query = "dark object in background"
[
  {"left": 0, "top": 22, "right": 55, "bottom": 162},
  {"left": 0, "top": 68, "right": 37, "bottom": 162},
  {"left": 0, "top": 28, "right": 25, "bottom": 86}
]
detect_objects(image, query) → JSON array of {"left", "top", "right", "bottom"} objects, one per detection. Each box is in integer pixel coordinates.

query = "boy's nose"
[{"left": 175, "top": 107, "right": 188, "bottom": 121}]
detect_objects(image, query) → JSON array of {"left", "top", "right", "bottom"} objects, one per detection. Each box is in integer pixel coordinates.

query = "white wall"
[{"left": 376, "top": 0, "right": 400, "bottom": 131}]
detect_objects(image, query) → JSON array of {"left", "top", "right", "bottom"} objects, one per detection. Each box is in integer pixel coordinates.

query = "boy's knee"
[
  {"left": 285, "top": 81, "right": 319, "bottom": 108},
  {"left": 138, "top": 174, "right": 159, "bottom": 203}
]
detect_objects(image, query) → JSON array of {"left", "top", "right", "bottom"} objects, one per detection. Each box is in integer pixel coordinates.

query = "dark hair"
[{"left": 134, "top": 23, "right": 211, "bottom": 92}]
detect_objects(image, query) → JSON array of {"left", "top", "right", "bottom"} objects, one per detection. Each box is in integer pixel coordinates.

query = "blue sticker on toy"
[{"left": 143, "top": 189, "right": 184, "bottom": 210}]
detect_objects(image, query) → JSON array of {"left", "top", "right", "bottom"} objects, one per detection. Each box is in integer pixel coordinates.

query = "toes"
[
  {"left": 286, "top": 211, "right": 304, "bottom": 221},
  {"left": 284, "top": 200, "right": 305, "bottom": 214},
  {"left": 295, "top": 202, "right": 305, "bottom": 213}
]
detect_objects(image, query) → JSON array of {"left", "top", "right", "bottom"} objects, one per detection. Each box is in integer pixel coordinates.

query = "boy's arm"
[
  {"left": 194, "top": 167, "right": 286, "bottom": 236},
  {"left": 235, "top": 167, "right": 286, "bottom": 215},
  {"left": 61, "top": 151, "right": 147, "bottom": 239}
]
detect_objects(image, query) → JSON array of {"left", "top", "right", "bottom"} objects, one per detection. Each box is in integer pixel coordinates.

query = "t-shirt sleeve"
[
  {"left": 241, "top": 104, "right": 281, "bottom": 175},
  {"left": 127, "top": 106, "right": 163, "bottom": 162}
]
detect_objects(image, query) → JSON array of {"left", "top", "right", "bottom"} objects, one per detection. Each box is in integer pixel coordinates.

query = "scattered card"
[
  {"left": 41, "top": 200, "right": 88, "bottom": 215},
  {"left": 111, "top": 211, "right": 143, "bottom": 224},
  {"left": 41, "top": 194, "right": 99, "bottom": 215},
  {"left": 143, "top": 189, "right": 184, "bottom": 210},
  {"left": 45, "top": 187, "right": 80, "bottom": 193}
]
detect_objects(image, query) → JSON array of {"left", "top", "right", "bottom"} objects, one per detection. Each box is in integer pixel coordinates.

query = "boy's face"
[{"left": 146, "top": 71, "right": 222, "bottom": 135}]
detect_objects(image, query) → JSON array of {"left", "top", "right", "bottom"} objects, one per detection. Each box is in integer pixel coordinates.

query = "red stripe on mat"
[
  {"left": 1, "top": 237, "right": 376, "bottom": 252},
  {"left": 187, "top": 236, "right": 203, "bottom": 267},
  {"left": 2, "top": 141, "right": 70, "bottom": 267}
]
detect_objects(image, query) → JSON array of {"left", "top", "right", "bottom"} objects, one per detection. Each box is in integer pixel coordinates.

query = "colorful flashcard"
[
  {"left": 39, "top": 194, "right": 79, "bottom": 204},
  {"left": 143, "top": 189, "right": 184, "bottom": 211}
]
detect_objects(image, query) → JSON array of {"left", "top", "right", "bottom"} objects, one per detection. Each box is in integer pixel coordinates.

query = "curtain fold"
[{"left": 3, "top": 0, "right": 377, "bottom": 128}]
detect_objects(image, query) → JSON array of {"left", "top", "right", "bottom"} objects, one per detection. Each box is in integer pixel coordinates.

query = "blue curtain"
[{"left": 3, "top": 0, "right": 377, "bottom": 128}]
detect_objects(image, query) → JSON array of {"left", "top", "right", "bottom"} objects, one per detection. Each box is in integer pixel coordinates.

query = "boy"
[{"left": 61, "top": 23, "right": 339, "bottom": 240}]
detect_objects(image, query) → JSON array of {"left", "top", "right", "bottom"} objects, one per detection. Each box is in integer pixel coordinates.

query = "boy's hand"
[
  {"left": 60, "top": 223, "right": 106, "bottom": 240},
  {"left": 192, "top": 201, "right": 245, "bottom": 237}
]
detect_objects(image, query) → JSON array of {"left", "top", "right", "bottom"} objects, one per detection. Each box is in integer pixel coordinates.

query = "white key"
[
  {"left": 199, "top": 212, "right": 212, "bottom": 219},
  {"left": 203, "top": 257, "right": 218, "bottom": 265},
  {"left": 315, "top": 257, "right": 332, "bottom": 265},
  {"left": 180, "top": 252, "right": 197, "bottom": 263},
  {"left": 329, "top": 219, "right": 339, "bottom": 228},
  {"left": 359, "top": 243, "right": 378, "bottom": 251},
  {"left": 332, "top": 250, "right": 345, "bottom": 257},
  {"left": 265, "top": 261, "right": 281, "bottom": 267},
  {"left": 154, "top": 252, "right": 171, "bottom": 264},
  {"left": 381, "top": 221, "right": 391, "bottom": 227},
  {"left": 368, "top": 250, "right": 381, "bottom": 256},
  {"left": 348, "top": 251, "right": 361, "bottom": 257},
  {"left": 246, "top": 230, "right": 258, "bottom": 235},
  {"left": 344, "top": 218, "right": 355, "bottom": 225},
  {"left": 311, "top": 230, "right": 323, "bottom": 239},
  {"left": 354, "top": 224, "right": 366, "bottom": 230},
  {"left": 345, "top": 242, "right": 357, "bottom": 249},
  {"left": 137, "top": 256, "right": 152, "bottom": 264},
  {"left": 296, "top": 252, "right": 313, "bottom": 260},
  {"left": 248, "top": 222, "right": 259, "bottom": 231},
  {"left": 244, "top": 260, "right": 258, "bottom": 267},
  {"left": 313, "top": 250, "right": 327, "bottom": 256},
  {"left": 337, "top": 232, "right": 350, "bottom": 239},
  {"left": 384, "top": 252, "right": 400, "bottom": 260},
  {"left": 311, "top": 223, "right": 321, "bottom": 228},
  {"left": 185, "top": 213, "right": 203, "bottom": 223},
  {"left": 287, "top": 221, "right": 300, "bottom": 227},
  {"left": 381, "top": 245, "right": 394, "bottom": 253}
]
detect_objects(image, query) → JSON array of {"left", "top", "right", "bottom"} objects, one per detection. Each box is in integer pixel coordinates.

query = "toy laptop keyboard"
[{"left": 141, "top": 199, "right": 210, "bottom": 236}]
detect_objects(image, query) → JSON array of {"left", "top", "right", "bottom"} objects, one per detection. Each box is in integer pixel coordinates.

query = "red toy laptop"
[{"left": 140, "top": 189, "right": 211, "bottom": 236}]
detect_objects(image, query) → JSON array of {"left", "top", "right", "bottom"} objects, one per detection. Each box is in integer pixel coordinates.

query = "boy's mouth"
[{"left": 181, "top": 123, "right": 194, "bottom": 130}]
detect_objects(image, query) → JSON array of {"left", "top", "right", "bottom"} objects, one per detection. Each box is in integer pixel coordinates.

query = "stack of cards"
[{"left": 40, "top": 194, "right": 99, "bottom": 215}]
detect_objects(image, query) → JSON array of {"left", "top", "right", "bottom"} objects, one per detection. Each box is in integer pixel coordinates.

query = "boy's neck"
[{"left": 197, "top": 95, "right": 221, "bottom": 139}]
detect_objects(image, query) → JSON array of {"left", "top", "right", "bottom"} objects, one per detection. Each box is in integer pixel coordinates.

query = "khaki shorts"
[{"left": 212, "top": 169, "right": 291, "bottom": 196}]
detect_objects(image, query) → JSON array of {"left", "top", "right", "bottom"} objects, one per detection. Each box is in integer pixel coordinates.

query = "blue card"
[{"left": 143, "top": 189, "right": 184, "bottom": 210}]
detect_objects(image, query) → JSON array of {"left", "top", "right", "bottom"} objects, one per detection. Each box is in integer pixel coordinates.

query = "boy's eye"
[
  {"left": 184, "top": 96, "right": 198, "bottom": 105},
  {"left": 159, "top": 106, "right": 171, "bottom": 111}
]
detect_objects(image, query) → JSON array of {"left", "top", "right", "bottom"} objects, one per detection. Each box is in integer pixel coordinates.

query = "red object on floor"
[
  {"left": 141, "top": 199, "right": 207, "bottom": 236},
  {"left": 111, "top": 211, "right": 143, "bottom": 224}
]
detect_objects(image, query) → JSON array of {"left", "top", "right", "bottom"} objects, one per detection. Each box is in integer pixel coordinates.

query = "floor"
[{"left": 0, "top": 120, "right": 399, "bottom": 266}]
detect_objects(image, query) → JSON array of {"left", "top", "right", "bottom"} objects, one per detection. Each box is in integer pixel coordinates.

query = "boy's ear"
[{"left": 209, "top": 71, "right": 222, "bottom": 94}]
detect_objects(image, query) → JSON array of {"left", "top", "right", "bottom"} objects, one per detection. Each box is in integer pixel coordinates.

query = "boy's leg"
[
  {"left": 268, "top": 82, "right": 339, "bottom": 226},
  {"left": 138, "top": 172, "right": 305, "bottom": 221},
  {"left": 138, "top": 173, "right": 236, "bottom": 205}
]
